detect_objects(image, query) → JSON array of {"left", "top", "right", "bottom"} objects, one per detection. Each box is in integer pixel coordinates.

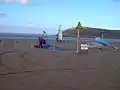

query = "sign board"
[
  {"left": 76, "top": 22, "right": 82, "bottom": 29},
  {"left": 81, "top": 44, "right": 88, "bottom": 50}
]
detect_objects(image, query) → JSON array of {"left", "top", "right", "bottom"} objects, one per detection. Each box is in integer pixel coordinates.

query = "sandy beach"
[{"left": 0, "top": 38, "right": 120, "bottom": 90}]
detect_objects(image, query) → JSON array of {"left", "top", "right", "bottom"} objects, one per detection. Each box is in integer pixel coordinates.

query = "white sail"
[{"left": 58, "top": 24, "right": 63, "bottom": 40}]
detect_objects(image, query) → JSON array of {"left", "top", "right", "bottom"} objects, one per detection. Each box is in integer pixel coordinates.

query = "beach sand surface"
[{"left": 0, "top": 38, "right": 120, "bottom": 90}]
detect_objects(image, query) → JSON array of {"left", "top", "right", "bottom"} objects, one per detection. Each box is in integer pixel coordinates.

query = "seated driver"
[{"left": 38, "top": 36, "right": 46, "bottom": 48}]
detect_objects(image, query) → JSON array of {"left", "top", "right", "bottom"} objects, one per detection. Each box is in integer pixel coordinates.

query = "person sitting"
[{"left": 38, "top": 36, "right": 46, "bottom": 48}]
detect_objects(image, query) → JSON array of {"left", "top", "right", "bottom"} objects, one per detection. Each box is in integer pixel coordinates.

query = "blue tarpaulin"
[{"left": 42, "top": 44, "right": 64, "bottom": 51}]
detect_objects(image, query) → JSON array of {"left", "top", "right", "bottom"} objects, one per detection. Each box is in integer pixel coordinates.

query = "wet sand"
[{"left": 0, "top": 38, "right": 120, "bottom": 90}]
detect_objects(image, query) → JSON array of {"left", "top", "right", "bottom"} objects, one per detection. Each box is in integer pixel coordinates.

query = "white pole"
[{"left": 76, "top": 29, "right": 80, "bottom": 53}]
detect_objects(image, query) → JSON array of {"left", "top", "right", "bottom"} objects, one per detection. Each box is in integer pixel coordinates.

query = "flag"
[
  {"left": 76, "top": 37, "right": 80, "bottom": 40},
  {"left": 43, "top": 31, "right": 47, "bottom": 35}
]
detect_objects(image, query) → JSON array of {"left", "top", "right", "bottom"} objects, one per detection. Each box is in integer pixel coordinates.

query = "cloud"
[
  {"left": 0, "top": 0, "right": 29, "bottom": 4},
  {"left": 0, "top": 0, "right": 41, "bottom": 6},
  {"left": 0, "top": 12, "right": 7, "bottom": 18},
  {"left": 24, "top": 23, "right": 36, "bottom": 27}
]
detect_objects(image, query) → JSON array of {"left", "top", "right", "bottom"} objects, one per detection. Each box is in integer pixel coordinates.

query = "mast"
[{"left": 101, "top": 32, "right": 104, "bottom": 39}]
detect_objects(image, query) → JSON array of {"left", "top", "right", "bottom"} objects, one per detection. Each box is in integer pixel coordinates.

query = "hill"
[{"left": 63, "top": 27, "right": 120, "bottom": 39}]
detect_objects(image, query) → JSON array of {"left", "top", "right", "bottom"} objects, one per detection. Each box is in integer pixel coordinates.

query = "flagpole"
[
  {"left": 76, "top": 28, "right": 80, "bottom": 53},
  {"left": 76, "top": 22, "right": 82, "bottom": 53},
  {"left": 102, "top": 32, "right": 103, "bottom": 39}
]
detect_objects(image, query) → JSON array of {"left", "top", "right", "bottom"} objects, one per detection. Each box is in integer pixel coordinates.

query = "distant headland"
[{"left": 62, "top": 27, "right": 120, "bottom": 39}]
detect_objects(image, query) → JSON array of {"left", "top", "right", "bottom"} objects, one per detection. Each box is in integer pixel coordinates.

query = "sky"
[{"left": 0, "top": 0, "right": 120, "bottom": 34}]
